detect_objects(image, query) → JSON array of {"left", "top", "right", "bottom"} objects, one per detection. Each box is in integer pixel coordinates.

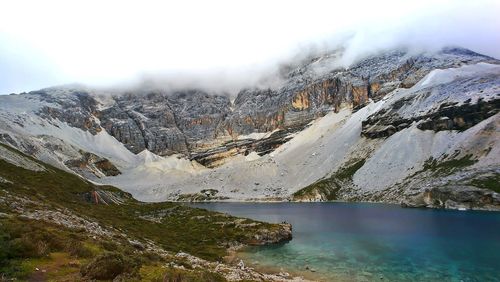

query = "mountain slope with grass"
[{"left": 0, "top": 143, "right": 299, "bottom": 281}]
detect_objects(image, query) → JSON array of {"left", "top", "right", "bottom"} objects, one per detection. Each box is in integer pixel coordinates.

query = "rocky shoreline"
[
  {"left": 401, "top": 186, "right": 500, "bottom": 211},
  {"left": 179, "top": 250, "right": 312, "bottom": 282},
  {"left": 183, "top": 195, "right": 500, "bottom": 212},
  {"left": 225, "top": 247, "right": 317, "bottom": 282}
]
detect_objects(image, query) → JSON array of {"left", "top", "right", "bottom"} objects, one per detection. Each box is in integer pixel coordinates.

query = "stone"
[
  {"left": 237, "top": 259, "right": 245, "bottom": 270},
  {"left": 65, "top": 151, "right": 121, "bottom": 178},
  {"left": 404, "top": 186, "right": 500, "bottom": 210}
]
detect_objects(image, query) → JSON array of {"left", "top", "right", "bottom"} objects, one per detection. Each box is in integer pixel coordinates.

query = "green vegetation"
[
  {"left": 80, "top": 252, "right": 141, "bottom": 280},
  {"left": 293, "top": 159, "right": 366, "bottom": 201},
  {"left": 0, "top": 143, "right": 283, "bottom": 281},
  {"left": 177, "top": 189, "right": 229, "bottom": 201},
  {"left": 422, "top": 154, "right": 478, "bottom": 176},
  {"left": 335, "top": 159, "right": 366, "bottom": 181},
  {"left": 0, "top": 216, "right": 101, "bottom": 280},
  {"left": 469, "top": 174, "right": 500, "bottom": 193},
  {"left": 292, "top": 178, "right": 340, "bottom": 201},
  {"left": 0, "top": 216, "right": 233, "bottom": 281},
  {"left": 140, "top": 264, "right": 226, "bottom": 282}
]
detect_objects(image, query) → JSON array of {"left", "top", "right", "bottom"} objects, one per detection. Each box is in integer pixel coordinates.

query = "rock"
[
  {"left": 278, "top": 272, "right": 290, "bottom": 278},
  {"left": 65, "top": 151, "right": 121, "bottom": 178},
  {"left": 417, "top": 99, "right": 500, "bottom": 132},
  {"left": 0, "top": 177, "right": 12, "bottom": 184},
  {"left": 362, "top": 85, "right": 500, "bottom": 139},
  {"left": 80, "top": 190, "right": 132, "bottom": 205},
  {"left": 36, "top": 87, "right": 102, "bottom": 135},
  {"left": 176, "top": 190, "right": 229, "bottom": 202},
  {"left": 129, "top": 240, "right": 145, "bottom": 250},
  {"left": 246, "top": 223, "right": 293, "bottom": 245},
  {"left": 68, "top": 261, "right": 80, "bottom": 267},
  {"left": 189, "top": 128, "right": 298, "bottom": 167},
  {"left": 201, "top": 189, "right": 219, "bottom": 197},
  {"left": 99, "top": 91, "right": 193, "bottom": 155},
  {"left": 237, "top": 259, "right": 245, "bottom": 270},
  {"left": 404, "top": 186, "right": 500, "bottom": 210},
  {"left": 0, "top": 145, "right": 46, "bottom": 172}
]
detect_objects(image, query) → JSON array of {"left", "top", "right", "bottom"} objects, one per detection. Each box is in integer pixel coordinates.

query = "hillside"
[
  {"left": 0, "top": 47, "right": 499, "bottom": 210},
  {"left": 0, "top": 143, "right": 297, "bottom": 281}
]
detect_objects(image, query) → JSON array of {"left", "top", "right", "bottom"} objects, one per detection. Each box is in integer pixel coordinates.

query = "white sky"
[{"left": 0, "top": 0, "right": 499, "bottom": 94}]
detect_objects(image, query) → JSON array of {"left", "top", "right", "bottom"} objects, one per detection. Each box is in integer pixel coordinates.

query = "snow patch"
[{"left": 416, "top": 63, "right": 500, "bottom": 89}]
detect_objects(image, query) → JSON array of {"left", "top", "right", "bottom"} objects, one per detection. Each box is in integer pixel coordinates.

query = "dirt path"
[{"left": 27, "top": 253, "right": 81, "bottom": 282}]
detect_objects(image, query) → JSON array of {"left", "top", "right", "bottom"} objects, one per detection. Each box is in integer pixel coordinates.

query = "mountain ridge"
[{"left": 0, "top": 47, "right": 499, "bottom": 210}]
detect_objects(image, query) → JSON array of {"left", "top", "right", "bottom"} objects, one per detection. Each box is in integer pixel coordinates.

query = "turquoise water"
[{"left": 192, "top": 202, "right": 500, "bottom": 281}]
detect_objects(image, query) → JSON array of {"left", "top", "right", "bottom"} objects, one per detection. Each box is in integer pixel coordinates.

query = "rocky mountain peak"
[
  {"left": 6, "top": 48, "right": 497, "bottom": 163},
  {"left": 0, "top": 47, "right": 498, "bottom": 208}
]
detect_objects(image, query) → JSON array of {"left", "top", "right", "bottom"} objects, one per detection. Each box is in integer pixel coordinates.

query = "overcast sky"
[{"left": 0, "top": 0, "right": 499, "bottom": 94}]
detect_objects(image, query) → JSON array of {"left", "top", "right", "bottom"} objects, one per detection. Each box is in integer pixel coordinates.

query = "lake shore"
[
  {"left": 192, "top": 202, "right": 500, "bottom": 281},
  {"left": 230, "top": 246, "right": 324, "bottom": 282}
]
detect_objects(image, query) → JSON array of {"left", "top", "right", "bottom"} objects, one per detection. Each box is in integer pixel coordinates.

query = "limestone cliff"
[
  {"left": 12, "top": 48, "right": 494, "bottom": 168},
  {"left": 0, "top": 47, "right": 499, "bottom": 211}
]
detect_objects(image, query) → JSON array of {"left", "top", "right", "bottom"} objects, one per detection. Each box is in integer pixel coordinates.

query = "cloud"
[
  {"left": 329, "top": 1, "right": 500, "bottom": 67},
  {"left": 0, "top": 0, "right": 499, "bottom": 94}
]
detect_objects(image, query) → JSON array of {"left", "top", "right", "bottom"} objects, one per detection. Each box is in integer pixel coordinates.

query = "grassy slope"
[
  {"left": 0, "top": 215, "right": 229, "bottom": 281},
  {"left": 0, "top": 144, "right": 283, "bottom": 281},
  {"left": 292, "top": 159, "right": 366, "bottom": 201},
  {"left": 293, "top": 152, "right": 500, "bottom": 202}
]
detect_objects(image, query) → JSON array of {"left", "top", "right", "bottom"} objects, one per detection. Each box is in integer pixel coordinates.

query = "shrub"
[
  {"left": 80, "top": 252, "right": 141, "bottom": 280},
  {"left": 0, "top": 230, "right": 13, "bottom": 266},
  {"left": 81, "top": 252, "right": 126, "bottom": 280},
  {"left": 66, "top": 240, "right": 93, "bottom": 258},
  {"left": 162, "top": 268, "right": 227, "bottom": 282},
  {"left": 100, "top": 240, "right": 119, "bottom": 252},
  {"left": 10, "top": 236, "right": 48, "bottom": 258}
]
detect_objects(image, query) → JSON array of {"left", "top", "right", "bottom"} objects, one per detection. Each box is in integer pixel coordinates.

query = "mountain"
[
  {"left": 0, "top": 143, "right": 295, "bottom": 281},
  {"left": 0, "top": 47, "right": 499, "bottom": 210}
]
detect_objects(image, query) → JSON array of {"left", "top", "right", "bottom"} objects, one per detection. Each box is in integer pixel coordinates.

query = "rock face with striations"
[
  {"left": 224, "top": 48, "right": 496, "bottom": 138},
  {"left": 16, "top": 47, "right": 498, "bottom": 167},
  {"left": 36, "top": 87, "right": 102, "bottom": 135},
  {"left": 65, "top": 151, "right": 121, "bottom": 178},
  {"left": 361, "top": 64, "right": 500, "bottom": 139},
  {"left": 1, "top": 46, "right": 499, "bottom": 211},
  {"left": 99, "top": 91, "right": 189, "bottom": 155},
  {"left": 98, "top": 90, "right": 233, "bottom": 156}
]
